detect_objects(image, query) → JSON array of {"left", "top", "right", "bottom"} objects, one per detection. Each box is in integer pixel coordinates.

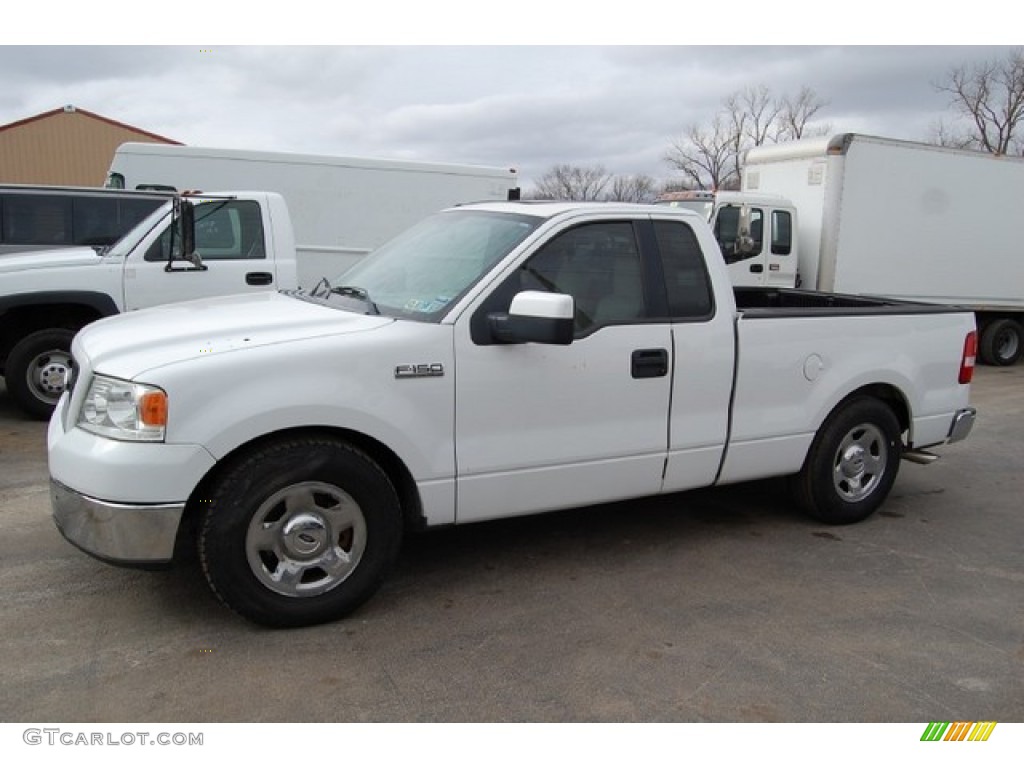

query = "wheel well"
[
  {"left": 178, "top": 426, "right": 427, "bottom": 560},
  {"left": 0, "top": 304, "right": 101, "bottom": 369},
  {"left": 833, "top": 384, "right": 910, "bottom": 436}
]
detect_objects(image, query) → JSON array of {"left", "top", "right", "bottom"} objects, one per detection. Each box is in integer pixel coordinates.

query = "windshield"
[
  {"left": 331, "top": 209, "right": 542, "bottom": 321},
  {"left": 104, "top": 200, "right": 173, "bottom": 257}
]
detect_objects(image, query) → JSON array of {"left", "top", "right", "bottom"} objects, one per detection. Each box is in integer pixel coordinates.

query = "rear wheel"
[
  {"left": 792, "top": 397, "right": 902, "bottom": 525},
  {"left": 198, "top": 435, "right": 403, "bottom": 627},
  {"left": 979, "top": 318, "right": 1022, "bottom": 366},
  {"left": 6, "top": 329, "right": 76, "bottom": 420}
]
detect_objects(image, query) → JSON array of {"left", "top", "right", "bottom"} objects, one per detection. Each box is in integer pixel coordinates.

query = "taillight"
[{"left": 959, "top": 330, "right": 977, "bottom": 384}]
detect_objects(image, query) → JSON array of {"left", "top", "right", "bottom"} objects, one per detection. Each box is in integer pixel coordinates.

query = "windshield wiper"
[
  {"left": 329, "top": 285, "right": 380, "bottom": 315},
  {"left": 309, "top": 276, "right": 332, "bottom": 298}
]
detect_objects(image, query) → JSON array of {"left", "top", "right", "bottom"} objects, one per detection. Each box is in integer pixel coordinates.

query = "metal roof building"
[{"left": 0, "top": 105, "right": 181, "bottom": 186}]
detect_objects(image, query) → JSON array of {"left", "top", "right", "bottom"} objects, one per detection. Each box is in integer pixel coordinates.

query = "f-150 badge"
[{"left": 395, "top": 363, "right": 445, "bottom": 379}]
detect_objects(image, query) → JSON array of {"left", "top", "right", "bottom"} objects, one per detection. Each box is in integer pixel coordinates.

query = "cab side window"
[
  {"left": 715, "top": 206, "right": 763, "bottom": 264},
  {"left": 654, "top": 220, "right": 714, "bottom": 319},
  {"left": 144, "top": 200, "right": 266, "bottom": 261},
  {"left": 517, "top": 221, "right": 645, "bottom": 335},
  {"left": 771, "top": 210, "right": 792, "bottom": 255}
]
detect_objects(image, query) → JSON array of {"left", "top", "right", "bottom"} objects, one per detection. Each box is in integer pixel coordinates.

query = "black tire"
[
  {"left": 792, "top": 397, "right": 902, "bottom": 525},
  {"left": 5, "top": 328, "right": 76, "bottom": 420},
  {"left": 198, "top": 435, "right": 403, "bottom": 628},
  {"left": 978, "top": 318, "right": 1023, "bottom": 367}
]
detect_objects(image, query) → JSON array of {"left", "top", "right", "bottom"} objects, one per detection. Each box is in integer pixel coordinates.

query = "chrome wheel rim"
[
  {"left": 25, "top": 348, "right": 71, "bottom": 405},
  {"left": 832, "top": 423, "right": 887, "bottom": 503},
  {"left": 245, "top": 481, "right": 367, "bottom": 598}
]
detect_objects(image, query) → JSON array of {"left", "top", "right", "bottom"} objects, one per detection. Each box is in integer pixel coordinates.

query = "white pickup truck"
[
  {"left": 1, "top": 192, "right": 299, "bottom": 418},
  {"left": 48, "top": 201, "right": 978, "bottom": 628}
]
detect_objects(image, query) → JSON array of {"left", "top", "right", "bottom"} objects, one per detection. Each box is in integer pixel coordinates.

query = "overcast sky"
[{"left": 1, "top": 41, "right": 1019, "bottom": 190}]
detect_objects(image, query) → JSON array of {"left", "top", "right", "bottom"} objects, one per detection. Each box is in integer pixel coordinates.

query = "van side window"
[
  {"left": 144, "top": 200, "right": 266, "bottom": 261},
  {"left": 2, "top": 194, "right": 72, "bottom": 245},
  {"left": 72, "top": 198, "right": 120, "bottom": 246},
  {"left": 654, "top": 220, "right": 714, "bottom": 319},
  {"left": 771, "top": 210, "right": 792, "bottom": 255}
]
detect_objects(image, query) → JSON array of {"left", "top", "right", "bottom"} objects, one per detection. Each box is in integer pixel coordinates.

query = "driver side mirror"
[
  {"left": 167, "top": 198, "right": 206, "bottom": 271},
  {"left": 488, "top": 291, "right": 574, "bottom": 345}
]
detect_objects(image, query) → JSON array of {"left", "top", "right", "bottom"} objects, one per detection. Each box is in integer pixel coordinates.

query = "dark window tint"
[
  {"left": 518, "top": 221, "right": 645, "bottom": 334},
  {"left": 1, "top": 194, "right": 72, "bottom": 245},
  {"left": 72, "top": 197, "right": 120, "bottom": 246},
  {"left": 771, "top": 210, "right": 792, "bottom": 255},
  {"left": 654, "top": 220, "right": 713, "bottom": 319},
  {"left": 0, "top": 192, "right": 167, "bottom": 248}
]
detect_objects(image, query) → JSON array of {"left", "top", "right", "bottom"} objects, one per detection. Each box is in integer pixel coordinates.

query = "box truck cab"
[{"left": 655, "top": 190, "right": 798, "bottom": 288}]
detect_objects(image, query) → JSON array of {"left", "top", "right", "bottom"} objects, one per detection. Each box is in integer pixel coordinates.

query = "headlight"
[{"left": 77, "top": 374, "right": 167, "bottom": 442}]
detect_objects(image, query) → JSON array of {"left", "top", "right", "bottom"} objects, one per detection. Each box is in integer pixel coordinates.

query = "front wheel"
[
  {"left": 198, "top": 435, "right": 403, "bottom": 628},
  {"left": 792, "top": 397, "right": 902, "bottom": 525},
  {"left": 5, "top": 329, "right": 76, "bottom": 420}
]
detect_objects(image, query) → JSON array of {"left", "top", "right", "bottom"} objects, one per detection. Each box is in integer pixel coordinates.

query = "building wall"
[{"left": 0, "top": 106, "right": 179, "bottom": 187}]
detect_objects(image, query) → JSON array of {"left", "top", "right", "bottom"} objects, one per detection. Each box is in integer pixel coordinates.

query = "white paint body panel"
[{"left": 46, "top": 202, "right": 975, "bottom": 542}]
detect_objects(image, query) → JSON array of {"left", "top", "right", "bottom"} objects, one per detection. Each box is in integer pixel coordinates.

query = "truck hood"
[
  {"left": 75, "top": 291, "right": 395, "bottom": 380},
  {"left": 0, "top": 246, "right": 103, "bottom": 272}
]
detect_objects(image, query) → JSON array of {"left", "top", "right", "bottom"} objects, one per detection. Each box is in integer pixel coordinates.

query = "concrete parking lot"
[{"left": 0, "top": 367, "right": 1021, "bottom": 722}]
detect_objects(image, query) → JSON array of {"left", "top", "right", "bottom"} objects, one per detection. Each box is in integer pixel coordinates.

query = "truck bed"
[{"left": 734, "top": 287, "right": 964, "bottom": 318}]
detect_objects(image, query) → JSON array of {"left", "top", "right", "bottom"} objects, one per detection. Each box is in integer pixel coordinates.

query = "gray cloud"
[{"left": 0, "top": 45, "right": 1018, "bottom": 188}]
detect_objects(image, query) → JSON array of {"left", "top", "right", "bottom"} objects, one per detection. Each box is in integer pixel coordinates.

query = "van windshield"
[{"left": 329, "top": 209, "right": 541, "bottom": 321}]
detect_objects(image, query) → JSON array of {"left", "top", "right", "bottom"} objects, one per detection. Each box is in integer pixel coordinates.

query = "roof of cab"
[{"left": 449, "top": 199, "right": 704, "bottom": 221}]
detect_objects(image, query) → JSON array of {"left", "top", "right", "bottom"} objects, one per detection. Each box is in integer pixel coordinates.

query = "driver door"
[
  {"left": 123, "top": 199, "right": 278, "bottom": 311},
  {"left": 452, "top": 218, "right": 673, "bottom": 524}
]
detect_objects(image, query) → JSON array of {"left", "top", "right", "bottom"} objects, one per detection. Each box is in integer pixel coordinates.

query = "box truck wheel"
[
  {"left": 198, "top": 435, "right": 403, "bottom": 628},
  {"left": 792, "top": 397, "right": 902, "bottom": 525},
  {"left": 6, "top": 328, "right": 75, "bottom": 420},
  {"left": 979, "top": 318, "right": 1023, "bottom": 366}
]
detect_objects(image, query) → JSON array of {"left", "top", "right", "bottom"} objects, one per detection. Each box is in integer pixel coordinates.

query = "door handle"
[
  {"left": 246, "top": 272, "right": 273, "bottom": 286},
  {"left": 631, "top": 348, "right": 669, "bottom": 379},
  {"left": 749, "top": 264, "right": 764, "bottom": 273}
]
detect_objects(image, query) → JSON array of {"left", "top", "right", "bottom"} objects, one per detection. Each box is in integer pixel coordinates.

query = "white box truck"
[
  {"left": 105, "top": 143, "right": 520, "bottom": 289},
  {"left": 659, "top": 134, "right": 1024, "bottom": 366}
]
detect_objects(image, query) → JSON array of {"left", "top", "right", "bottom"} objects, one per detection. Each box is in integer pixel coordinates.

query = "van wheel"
[
  {"left": 792, "top": 397, "right": 902, "bottom": 525},
  {"left": 979, "top": 318, "right": 1022, "bottom": 366},
  {"left": 198, "top": 436, "right": 403, "bottom": 628},
  {"left": 6, "top": 329, "right": 76, "bottom": 420}
]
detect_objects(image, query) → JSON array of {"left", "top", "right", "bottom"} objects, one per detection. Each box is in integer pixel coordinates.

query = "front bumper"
[{"left": 51, "top": 479, "right": 184, "bottom": 565}]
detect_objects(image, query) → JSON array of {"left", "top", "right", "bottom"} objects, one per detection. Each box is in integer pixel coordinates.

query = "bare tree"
[
  {"left": 935, "top": 48, "right": 1024, "bottom": 155},
  {"left": 607, "top": 174, "right": 657, "bottom": 203},
  {"left": 777, "top": 86, "right": 831, "bottom": 141},
  {"left": 729, "top": 84, "right": 783, "bottom": 146},
  {"left": 665, "top": 115, "right": 739, "bottom": 191},
  {"left": 668, "top": 84, "right": 830, "bottom": 190},
  {"left": 531, "top": 164, "right": 612, "bottom": 201},
  {"left": 928, "top": 117, "right": 976, "bottom": 150},
  {"left": 724, "top": 84, "right": 783, "bottom": 182}
]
